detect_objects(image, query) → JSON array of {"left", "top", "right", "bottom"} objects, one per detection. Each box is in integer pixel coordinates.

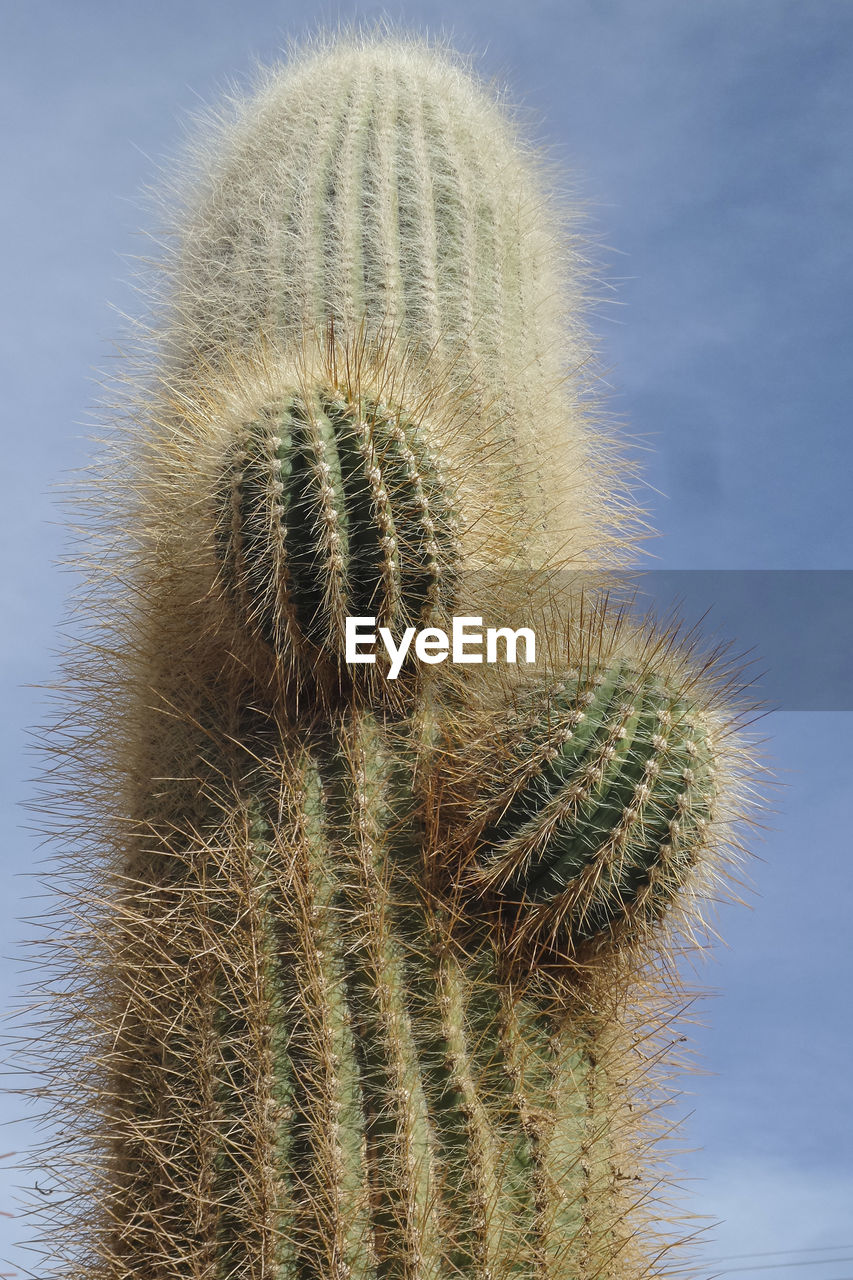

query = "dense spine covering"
[
  {"left": 26, "top": 31, "right": 756, "bottom": 1280},
  {"left": 435, "top": 660, "right": 719, "bottom": 957},
  {"left": 169, "top": 38, "right": 633, "bottom": 570},
  {"left": 216, "top": 383, "right": 460, "bottom": 666},
  {"left": 84, "top": 710, "right": 650, "bottom": 1278}
]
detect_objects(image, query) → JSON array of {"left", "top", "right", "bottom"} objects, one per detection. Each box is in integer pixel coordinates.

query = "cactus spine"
[{"left": 31, "top": 32, "right": 752, "bottom": 1280}]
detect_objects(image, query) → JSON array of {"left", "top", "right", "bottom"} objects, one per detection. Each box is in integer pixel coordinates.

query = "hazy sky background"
[{"left": 2, "top": 2, "right": 852, "bottom": 1276}]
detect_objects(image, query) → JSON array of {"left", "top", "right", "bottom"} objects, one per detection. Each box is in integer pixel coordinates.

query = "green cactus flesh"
[
  {"left": 463, "top": 663, "right": 716, "bottom": 948},
  {"left": 215, "top": 389, "right": 460, "bottom": 660}
]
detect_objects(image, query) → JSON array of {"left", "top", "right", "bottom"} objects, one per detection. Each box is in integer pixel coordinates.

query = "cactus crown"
[
  {"left": 163, "top": 33, "right": 641, "bottom": 572},
  {"left": 441, "top": 661, "right": 719, "bottom": 957}
]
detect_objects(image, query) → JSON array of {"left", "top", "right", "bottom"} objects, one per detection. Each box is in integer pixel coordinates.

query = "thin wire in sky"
[
  {"left": 704, "top": 1246, "right": 853, "bottom": 1264},
  {"left": 704, "top": 1260, "right": 853, "bottom": 1278}
]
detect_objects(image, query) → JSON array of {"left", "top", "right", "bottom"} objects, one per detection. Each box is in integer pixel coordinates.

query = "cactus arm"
[
  {"left": 215, "top": 378, "right": 462, "bottom": 680},
  {"left": 434, "top": 661, "right": 720, "bottom": 958}
]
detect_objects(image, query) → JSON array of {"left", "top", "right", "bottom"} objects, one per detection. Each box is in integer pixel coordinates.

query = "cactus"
[
  {"left": 430, "top": 657, "right": 721, "bottom": 960},
  {"left": 29, "top": 31, "right": 753, "bottom": 1280}
]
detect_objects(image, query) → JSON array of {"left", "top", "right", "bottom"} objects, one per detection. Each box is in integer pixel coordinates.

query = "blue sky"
[{"left": 2, "top": 2, "right": 852, "bottom": 1275}]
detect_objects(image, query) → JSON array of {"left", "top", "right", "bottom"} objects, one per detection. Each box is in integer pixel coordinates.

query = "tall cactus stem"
[{"left": 24, "top": 30, "right": 760, "bottom": 1280}]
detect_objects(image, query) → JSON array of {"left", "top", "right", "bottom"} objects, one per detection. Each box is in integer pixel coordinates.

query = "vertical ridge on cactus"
[
  {"left": 23, "top": 28, "right": 760, "bottom": 1280},
  {"left": 265, "top": 744, "right": 374, "bottom": 1279}
]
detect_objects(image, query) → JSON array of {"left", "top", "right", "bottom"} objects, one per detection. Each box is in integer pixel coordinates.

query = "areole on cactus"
[{"left": 28, "top": 30, "right": 756, "bottom": 1280}]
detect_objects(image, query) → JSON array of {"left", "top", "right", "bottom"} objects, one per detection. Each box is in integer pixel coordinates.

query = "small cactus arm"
[
  {"left": 430, "top": 657, "right": 722, "bottom": 961},
  {"left": 28, "top": 31, "right": 757, "bottom": 1280},
  {"left": 212, "top": 350, "right": 463, "bottom": 680}
]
